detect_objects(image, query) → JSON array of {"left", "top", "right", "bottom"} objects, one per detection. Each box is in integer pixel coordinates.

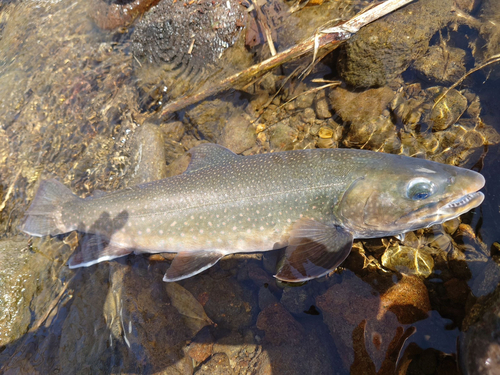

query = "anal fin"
[
  {"left": 163, "top": 250, "right": 224, "bottom": 282},
  {"left": 275, "top": 218, "right": 353, "bottom": 282}
]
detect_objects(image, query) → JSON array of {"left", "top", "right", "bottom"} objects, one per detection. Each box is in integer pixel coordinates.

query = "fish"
[{"left": 20, "top": 143, "right": 485, "bottom": 282}]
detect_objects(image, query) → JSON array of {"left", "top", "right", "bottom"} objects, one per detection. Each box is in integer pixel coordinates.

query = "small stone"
[
  {"left": 187, "top": 328, "right": 214, "bottom": 363},
  {"left": 269, "top": 121, "right": 298, "bottom": 151},
  {"left": 427, "top": 87, "right": 467, "bottom": 131},
  {"left": 381, "top": 244, "right": 434, "bottom": 278},
  {"left": 295, "top": 91, "right": 315, "bottom": 109},
  {"left": 280, "top": 286, "right": 312, "bottom": 315},
  {"left": 255, "top": 123, "right": 266, "bottom": 133},
  {"left": 315, "top": 97, "right": 332, "bottom": 119},
  {"left": 196, "top": 353, "right": 232, "bottom": 375},
  {"left": 316, "top": 138, "right": 334, "bottom": 149},
  {"left": 160, "top": 121, "right": 185, "bottom": 142},
  {"left": 300, "top": 107, "right": 316, "bottom": 124},
  {"left": 318, "top": 127, "right": 333, "bottom": 139},
  {"left": 220, "top": 114, "right": 256, "bottom": 154}
]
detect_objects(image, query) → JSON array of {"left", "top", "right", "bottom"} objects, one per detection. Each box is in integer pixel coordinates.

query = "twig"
[
  {"left": 0, "top": 170, "right": 22, "bottom": 213},
  {"left": 432, "top": 54, "right": 500, "bottom": 110},
  {"left": 159, "top": 0, "right": 415, "bottom": 117},
  {"left": 279, "top": 81, "right": 341, "bottom": 109}
]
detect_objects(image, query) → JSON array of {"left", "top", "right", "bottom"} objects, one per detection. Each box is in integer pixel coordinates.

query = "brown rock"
[
  {"left": 379, "top": 275, "right": 431, "bottom": 324},
  {"left": 196, "top": 353, "right": 232, "bottom": 375},
  {"left": 256, "top": 303, "right": 304, "bottom": 346},
  {"left": 187, "top": 328, "right": 214, "bottom": 363}
]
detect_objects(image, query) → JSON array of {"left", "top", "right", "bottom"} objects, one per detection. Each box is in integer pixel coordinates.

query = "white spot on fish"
[
  {"left": 416, "top": 167, "right": 436, "bottom": 174},
  {"left": 170, "top": 221, "right": 177, "bottom": 227}
]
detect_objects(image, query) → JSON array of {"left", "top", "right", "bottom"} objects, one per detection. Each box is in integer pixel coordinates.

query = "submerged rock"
[
  {"left": 413, "top": 45, "right": 467, "bottom": 84},
  {"left": 381, "top": 244, "right": 435, "bottom": 278},
  {"left": 329, "top": 86, "right": 397, "bottom": 150},
  {"left": 461, "top": 283, "right": 500, "bottom": 375},
  {"left": 338, "top": 0, "right": 454, "bottom": 87},
  {"left": 127, "top": 122, "right": 167, "bottom": 186},
  {"left": 181, "top": 274, "right": 256, "bottom": 331},
  {"left": 131, "top": 0, "right": 245, "bottom": 68}
]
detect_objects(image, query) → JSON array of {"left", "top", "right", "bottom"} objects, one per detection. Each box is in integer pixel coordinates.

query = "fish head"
[{"left": 338, "top": 156, "right": 485, "bottom": 237}]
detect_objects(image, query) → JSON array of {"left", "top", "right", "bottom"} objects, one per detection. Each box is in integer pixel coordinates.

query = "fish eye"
[{"left": 406, "top": 178, "right": 435, "bottom": 200}]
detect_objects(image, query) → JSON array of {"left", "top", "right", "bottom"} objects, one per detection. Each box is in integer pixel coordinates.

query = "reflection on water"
[{"left": 1, "top": 0, "right": 500, "bottom": 373}]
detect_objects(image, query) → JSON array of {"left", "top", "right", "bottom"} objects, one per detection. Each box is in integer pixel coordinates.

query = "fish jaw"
[{"left": 395, "top": 168, "right": 485, "bottom": 230}]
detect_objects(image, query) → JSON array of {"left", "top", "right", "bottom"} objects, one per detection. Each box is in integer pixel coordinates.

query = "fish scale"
[{"left": 21, "top": 143, "right": 485, "bottom": 282}]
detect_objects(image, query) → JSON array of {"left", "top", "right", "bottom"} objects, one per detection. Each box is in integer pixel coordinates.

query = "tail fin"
[{"left": 20, "top": 179, "right": 80, "bottom": 237}]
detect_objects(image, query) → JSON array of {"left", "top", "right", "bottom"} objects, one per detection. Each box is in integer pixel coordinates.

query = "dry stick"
[{"left": 159, "top": 0, "right": 415, "bottom": 117}]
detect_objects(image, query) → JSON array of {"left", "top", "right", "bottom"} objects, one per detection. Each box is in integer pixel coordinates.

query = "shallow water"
[{"left": 1, "top": 0, "right": 500, "bottom": 374}]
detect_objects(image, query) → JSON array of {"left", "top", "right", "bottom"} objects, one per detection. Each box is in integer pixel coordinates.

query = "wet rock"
[
  {"left": 329, "top": 86, "right": 396, "bottom": 149},
  {"left": 131, "top": 0, "right": 245, "bottom": 68},
  {"left": 295, "top": 90, "right": 315, "bottom": 109},
  {"left": 280, "top": 285, "right": 313, "bottom": 315},
  {"left": 182, "top": 274, "right": 255, "bottom": 331},
  {"left": 90, "top": 0, "right": 158, "bottom": 30},
  {"left": 160, "top": 121, "right": 185, "bottom": 142},
  {"left": 165, "top": 152, "right": 191, "bottom": 177},
  {"left": 210, "top": 331, "right": 260, "bottom": 373},
  {"left": 98, "top": 262, "right": 198, "bottom": 373},
  {"left": 338, "top": 0, "right": 454, "bottom": 87},
  {"left": 186, "top": 328, "right": 214, "bottom": 364},
  {"left": 220, "top": 113, "right": 256, "bottom": 154},
  {"left": 315, "top": 91, "right": 332, "bottom": 119},
  {"left": 253, "top": 323, "right": 337, "bottom": 375},
  {"left": 0, "top": 237, "right": 41, "bottom": 347},
  {"left": 269, "top": 120, "right": 298, "bottom": 151},
  {"left": 316, "top": 271, "right": 430, "bottom": 372},
  {"left": 318, "top": 127, "right": 334, "bottom": 139},
  {"left": 427, "top": 87, "right": 468, "bottom": 131},
  {"left": 299, "top": 107, "right": 317, "bottom": 125},
  {"left": 330, "top": 86, "right": 394, "bottom": 126},
  {"left": 380, "top": 275, "right": 431, "bottom": 324},
  {"left": 196, "top": 352, "right": 232, "bottom": 375},
  {"left": 258, "top": 286, "right": 279, "bottom": 310},
  {"left": 127, "top": 122, "right": 167, "bottom": 186},
  {"left": 413, "top": 45, "right": 467, "bottom": 84},
  {"left": 163, "top": 139, "right": 186, "bottom": 165},
  {"left": 461, "top": 283, "right": 500, "bottom": 375},
  {"left": 381, "top": 244, "right": 435, "bottom": 278},
  {"left": 256, "top": 302, "right": 304, "bottom": 346}
]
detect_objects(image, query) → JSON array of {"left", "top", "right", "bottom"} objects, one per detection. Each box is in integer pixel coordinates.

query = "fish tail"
[{"left": 21, "top": 179, "right": 80, "bottom": 236}]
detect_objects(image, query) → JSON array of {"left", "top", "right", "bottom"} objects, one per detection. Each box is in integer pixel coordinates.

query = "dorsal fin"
[{"left": 184, "top": 144, "right": 239, "bottom": 174}]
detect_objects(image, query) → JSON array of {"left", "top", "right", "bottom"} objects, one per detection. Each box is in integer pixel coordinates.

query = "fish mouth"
[{"left": 436, "top": 191, "right": 484, "bottom": 216}]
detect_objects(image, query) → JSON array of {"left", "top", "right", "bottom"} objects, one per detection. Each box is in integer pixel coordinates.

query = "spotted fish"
[{"left": 21, "top": 144, "right": 485, "bottom": 282}]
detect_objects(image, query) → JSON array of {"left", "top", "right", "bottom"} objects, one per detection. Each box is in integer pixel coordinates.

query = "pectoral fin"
[
  {"left": 163, "top": 250, "right": 224, "bottom": 282},
  {"left": 275, "top": 218, "right": 353, "bottom": 282}
]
